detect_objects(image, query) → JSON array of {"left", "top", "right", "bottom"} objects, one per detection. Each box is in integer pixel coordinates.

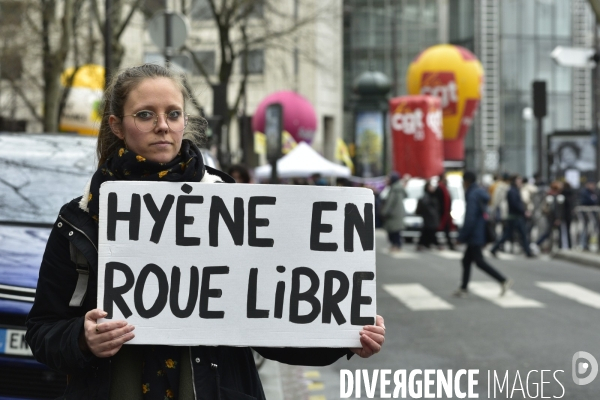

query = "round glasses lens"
[
  {"left": 167, "top": 115, "right": 187, "bottom": 132},
  {"left": 134, "top": 113, "right": 156, "bottom": 132},
  {"left": 132, "top": 112, "right": 187, "bottom": 132}
]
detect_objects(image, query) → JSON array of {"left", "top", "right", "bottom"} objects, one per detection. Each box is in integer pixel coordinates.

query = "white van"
[{"left": 402, "top": 174, "right": 465, "bottom": 240}]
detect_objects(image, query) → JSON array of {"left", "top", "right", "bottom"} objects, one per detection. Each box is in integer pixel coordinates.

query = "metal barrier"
[{"left": 573, "top": 206, "right": 600, "bottom": 252}]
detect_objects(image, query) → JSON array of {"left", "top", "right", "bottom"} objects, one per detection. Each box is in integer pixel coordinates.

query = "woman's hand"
[
  {"left": 79, "top": 309, "right": 135, "bottom": 358},
  {"left": 351, "top": 315, "right": 385, "bottom": 358}
]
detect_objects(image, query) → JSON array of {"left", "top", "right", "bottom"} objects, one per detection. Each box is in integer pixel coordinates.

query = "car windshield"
[{"left": 0, "top": 134, "right": 97, "bottom": 225}]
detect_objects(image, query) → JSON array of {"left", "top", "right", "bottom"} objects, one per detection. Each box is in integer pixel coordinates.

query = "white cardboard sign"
[{"left": 98, "top": 182, "right": 376, "bottom": 347}]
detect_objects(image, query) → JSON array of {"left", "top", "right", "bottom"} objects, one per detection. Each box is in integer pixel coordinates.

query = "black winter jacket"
[
  {"left": 26, "top": 185, "right": 351, "bottom": 399},
  {"left": 506, "top": 185, "right": 525, "bottom": 217}
]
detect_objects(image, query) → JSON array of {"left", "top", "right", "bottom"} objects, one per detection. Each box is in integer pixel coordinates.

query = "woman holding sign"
[{"left": 26, "top": 64, "right": 385, "bottom": 399}]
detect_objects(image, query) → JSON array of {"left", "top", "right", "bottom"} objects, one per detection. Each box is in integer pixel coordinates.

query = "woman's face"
[{"left": 109, "top": 77, "right": 185, "bottom": 163}]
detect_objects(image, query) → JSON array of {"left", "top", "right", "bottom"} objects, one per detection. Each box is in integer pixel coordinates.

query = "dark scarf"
[
  {"left": 87, "top": 139, "right": 205, "bottom": 399},
  {"left": 87, "top": 139, "right": 205, "bottom": 221}
]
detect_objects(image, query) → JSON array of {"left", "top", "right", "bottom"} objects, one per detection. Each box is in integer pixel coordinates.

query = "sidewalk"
[{"left": 552, "top": 249, "right": 600, "bottom": 270}]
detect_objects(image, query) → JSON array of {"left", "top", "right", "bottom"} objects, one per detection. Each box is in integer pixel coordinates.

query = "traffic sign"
[
  {"left": 148, "top": 11, "right": 189, "bottom": 49},
  {"left": 551, "top": 46, "right": 596, "bottom": 69}
]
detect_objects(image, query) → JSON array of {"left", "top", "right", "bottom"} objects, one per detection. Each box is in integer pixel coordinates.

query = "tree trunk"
[
  {"left": 43, "top": 57, "right": 62, "bottom": 132},
  {"left": 41, "top": 0, "right": 74, "bottom": 132}
]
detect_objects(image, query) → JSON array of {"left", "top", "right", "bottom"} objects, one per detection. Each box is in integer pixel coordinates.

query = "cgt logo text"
[{"left": 340, "top": 351, "right": 597, "bottom": 399}]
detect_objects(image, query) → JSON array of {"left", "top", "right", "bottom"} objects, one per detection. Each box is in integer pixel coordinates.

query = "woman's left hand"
[{"left": 351, "top": 315, "right": 385, "bottom": 358}]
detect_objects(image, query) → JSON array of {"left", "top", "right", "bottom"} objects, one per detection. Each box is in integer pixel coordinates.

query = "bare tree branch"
[
  {"left": 7, "top": 80, "right": 43, "bottom": 123},
  {"left": 116, "top": 0, "right": 144, "bottom": 40},
  {"left": 230, "top": 23, "right": 249, "bottom": 116},
  {"left": 182, "top": 45, "right": 216, "bottom": 86},
  {"left": 90, "top": 0, "right": 103, "bottom": 34}
]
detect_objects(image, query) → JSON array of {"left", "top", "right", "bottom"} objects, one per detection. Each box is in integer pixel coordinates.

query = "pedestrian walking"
[
  {"left": 435, "top": 173, "right": 456, "bottom": 250},
  {"left": 561, "top": 182, "right": 575, "bottom": 249},
  {"left": 490, "top": 175, "right": 535, "bottom": 258},
  {"left": 579, "top": 181, "right": 599, "bottom": 250},
  {"left": 490, "top": 173, "right": 510, "bottom": 250},
  {"left": 25, "top": 64, "right": 386, "bottom": 399},
  {"left": 416, "top": 180, "right": 440, "bottom": 250},
  {"left": 535, "top": 181, "right": 565, "bottom": 252},
  {"left": 454, "top": 171, "right": 513, "bottom": 297},
  {"left": 381, "top": 171, "right": 407, "bottom": 252},
  {"left": 520, "top": 176, "right": 539, "bottom": 236}
]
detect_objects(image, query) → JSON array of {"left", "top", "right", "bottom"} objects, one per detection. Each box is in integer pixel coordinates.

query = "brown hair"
[{"left": 97, "top": 64, "right": 206, "bottom": 166}]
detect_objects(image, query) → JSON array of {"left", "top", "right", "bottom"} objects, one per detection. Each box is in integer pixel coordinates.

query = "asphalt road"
[{"left": 260, "top": 230, "right": 600, "bottom": 399}]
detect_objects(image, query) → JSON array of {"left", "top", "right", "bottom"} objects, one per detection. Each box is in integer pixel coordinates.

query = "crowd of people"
[
  {"left": 486, "top": 173, "right": 600, "bottom": 255},
  {"left": 374, "top": 169, "right": 600, "bottom": 257}
]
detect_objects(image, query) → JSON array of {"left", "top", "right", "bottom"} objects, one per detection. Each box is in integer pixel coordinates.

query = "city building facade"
[{"left": 452, "top": 0, "right": 595, "bottom": 178}]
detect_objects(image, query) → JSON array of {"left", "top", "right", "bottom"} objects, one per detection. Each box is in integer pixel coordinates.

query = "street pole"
[
  {"left": 595, "top": 21, "right": 600, "bottom": 182},
  {"left": 164, "top": 12, "right": 172, "bottom": 64},
  {"left": 523, "top": 107, "right": 533, "bottom": 179},
  {"left": 164, "top": 0, "right": 172, "bottom": 65},
  {"left": 104, "top": 0, "right": 112, "bottom": 86},
  {"left": 536, "top": 115, "right": 543, "bottom": 181}
]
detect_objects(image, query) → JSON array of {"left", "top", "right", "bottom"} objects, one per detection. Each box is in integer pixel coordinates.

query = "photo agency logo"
[
  {"left": 338, "top": 353, "right": 598, "bottom": 400},
  {"left": 572, "top": 351, "right": 598, "bottom": 386}
]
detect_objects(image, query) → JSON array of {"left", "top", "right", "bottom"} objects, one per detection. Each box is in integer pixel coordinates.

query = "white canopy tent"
[{"left": 254, "top": 142, "right": 351, "bottom": 179}]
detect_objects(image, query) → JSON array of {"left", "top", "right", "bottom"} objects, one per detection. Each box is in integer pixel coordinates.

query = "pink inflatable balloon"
[{"left": 252, "top": 91, "right": 317, "bottom": 144}]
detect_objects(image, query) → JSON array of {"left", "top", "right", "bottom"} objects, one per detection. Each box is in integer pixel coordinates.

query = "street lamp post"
[
  {"left": 586, "top": 0, "right": 600, "bottom": 180},
  {"left": 104, "top": 0, "right": 112, "bottom": 86},
  {"left": 594, "top": 23, "right": 600, "bottom": 181}
]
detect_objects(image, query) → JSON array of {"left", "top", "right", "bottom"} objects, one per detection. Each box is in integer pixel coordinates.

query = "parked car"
[
  {"left": 0, "top": 133, "right": 98, "bottom": 398},
  {"left": 0, "top": 132, "right": 225, "bottom": 398},
  {"left": 402, "top": 174, "right": 466, "bottom": 240}
]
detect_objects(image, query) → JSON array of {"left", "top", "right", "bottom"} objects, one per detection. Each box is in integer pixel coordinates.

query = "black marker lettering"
[
  {"left": 289, "top": 267, "right": 321, "bottom": 324},
  {"left": 134, "top": 264, "right": 169, "bottom": 319},
  {"left": 103, "top": 262, "right": 134, "bottom": 319},
  {"left": 170, "top": 266, "right": 200, "bottom": 318},
  {"left": 351, "top": 271, "right": 375, "bottom": 325},
  {"left": 247, "top": 268, "right": 270, "bottom": 318},
  {"left": 176, "top": 195, "right": 203, "bottom": 246},
  {"left": 310, "top": 202, "right": 338, "bottom": 251},
  {"left": 344, "top": 203, "right": 374, "bottom": 252},
  {"left": 248, "top": 196, "right": 276, "bottom": 247},
  {"left": 209, "top": 196, "right": 244, "bottom": 247},
  {"left": 199, "top": 266, "right": 229, "bottom": 319},
  {"left": 107, "top": 193, "right": 141, "bottom": 241},
  {"left": 274, "top": 266, "right": 286, "bottom": 319},
  {"left": 322, "top": 270, "right": 349, "bottom": 325},
  {"left": 143, "top": 194, "right": 175, "bottom": 244}
]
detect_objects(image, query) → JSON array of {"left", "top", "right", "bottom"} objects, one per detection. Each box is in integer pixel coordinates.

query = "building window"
[
  {"left": 142, "top": 0, "right": 165, "bottom": 18},
  {"left": 239, "top": 1, "right": 264, "bottom": 18},
  {"left": 241, "top": 50, "right": 264, "bottom": 74},
  {"left": 191, "top": 0, "right": 212, "bottom": 20},
  {"left": 0, "top": 1, "right": 23, "bottom": 28},
  {"left": 191, "top": 51, "right": 216, "bottom": 75},
  {"left": 0, "top": 48, "right": 23, "bottom": 80}
]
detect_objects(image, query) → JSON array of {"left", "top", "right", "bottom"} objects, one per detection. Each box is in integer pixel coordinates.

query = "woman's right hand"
[{"left": 79, "top": 309, "right": 135, "bottom": 358}]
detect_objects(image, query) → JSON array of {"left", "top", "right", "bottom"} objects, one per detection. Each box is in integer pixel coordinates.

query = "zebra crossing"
[
  {"left": 383, "top": 281, "right": 600, "bottom": 311},
  {"left": 379, "top": 247, "right": 520, "bottom": 261}
]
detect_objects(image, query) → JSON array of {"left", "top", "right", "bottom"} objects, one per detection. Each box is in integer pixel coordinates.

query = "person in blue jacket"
[
  {"left": 25, "top": 64, "right": 385, "bottom": 399},
  {"left": 454, "top": 171, "right": 513, "bottom": 297}
]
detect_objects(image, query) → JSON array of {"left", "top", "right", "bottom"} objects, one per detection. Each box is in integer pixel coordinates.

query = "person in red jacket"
[{"left": 435, "top": 173, "right": 456, "bottom": 250}]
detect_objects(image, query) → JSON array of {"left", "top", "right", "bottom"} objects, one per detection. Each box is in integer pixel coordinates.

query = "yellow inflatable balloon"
[
  {"left": 60, "top": 64, "right": 105, "bottom": 90},
  {"left": 59, "top": 65, "right": 105, "bottom": 135},
  {"left": 407, "top": 44, "right": 484, "bottom": 161}
]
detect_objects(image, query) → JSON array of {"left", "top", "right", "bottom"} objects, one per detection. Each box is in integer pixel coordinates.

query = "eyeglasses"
[{"left": 122, "top": 110, "right": 189, "bottom": 132}]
